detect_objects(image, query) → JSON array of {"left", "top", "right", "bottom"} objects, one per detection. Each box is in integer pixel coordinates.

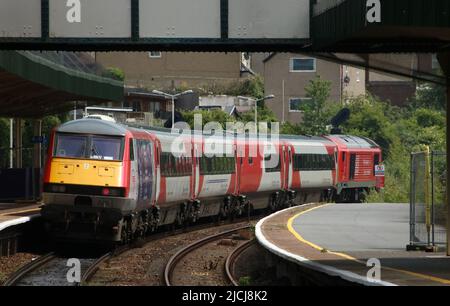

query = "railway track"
[
  {"left": 225, "top": 239, "right": 257, "bottom": 286},
  {"left": 3, "top": 252, "right": 57, "bottom": 286},
  {"left": 3, "top": 209, "right": 268, "bottom": 286},
  {"left": 3, "top": 251, "right": 109, "bottom": 286},
  {"left": 164, "top": 225, "right": 252, "bottom": 286}
]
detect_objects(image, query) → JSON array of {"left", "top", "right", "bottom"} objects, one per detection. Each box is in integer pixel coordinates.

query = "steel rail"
[
  {"left": 3, "top": 252, "right": 57, "bottom": 286},
  {"left": 225, "top": 239, "right": 256, "bottom": 286},
  {"left": 164, "top": 225, "right": 251, "bottom": 286}
]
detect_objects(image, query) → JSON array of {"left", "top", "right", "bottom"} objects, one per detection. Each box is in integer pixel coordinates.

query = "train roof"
[
  {"left": 128, "top": 123, "right": 330, "bottom": 142},
  {"left": 56, "top": 120, "right": 378, "bottom": 149},
  {"left": 56, "top": 119, "right": 128, "bottom": 136},
  {"left": 326, "top": 135, "right": 380, "bottom": 149}
]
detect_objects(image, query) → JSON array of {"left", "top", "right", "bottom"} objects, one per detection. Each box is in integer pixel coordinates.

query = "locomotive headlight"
[{"left": 101, "top": 187, "right": 125, "bottom": 197}]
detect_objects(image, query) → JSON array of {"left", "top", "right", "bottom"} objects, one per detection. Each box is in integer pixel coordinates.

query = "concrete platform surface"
[
  {"left": 0, "top": 202, "right": 41, "bottom": 232},
  {"left": 257, "top": 203, "right": 450, "bottom": 286},
  {"left": 292, "top": 203, "right": 450, "bottom": 284}
]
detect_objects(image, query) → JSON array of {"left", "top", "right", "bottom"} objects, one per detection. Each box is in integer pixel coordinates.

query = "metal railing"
[{"left": 409, "top": 149, "right": 447, "bottom": 250}]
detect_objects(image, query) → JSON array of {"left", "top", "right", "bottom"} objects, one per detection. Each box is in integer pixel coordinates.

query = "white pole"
[
  {"left": 9, "top": 118, "right": 13, "bottom": 169},
  {"left": 255, "top": 99, "right": 258, "bottom": 133},
  {"left": 172, "top": 95, "right": 175, "bottom": 128},
  {"left": 282, "top": 80, "right": 285, "bottom": 123}
]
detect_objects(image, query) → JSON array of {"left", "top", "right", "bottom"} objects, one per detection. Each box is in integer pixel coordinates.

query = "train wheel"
[
  {"left": 120, "top": 219, "right": 129, "bottom": 244},
  {"left": 268, "top": 197, "right": 277, "bottom": 212},
  {"left": 220, "top": 203, "right": 230, "bottom": 220},
  {"left": 175, "top": 203, "right": 188, "bottom": 227}
]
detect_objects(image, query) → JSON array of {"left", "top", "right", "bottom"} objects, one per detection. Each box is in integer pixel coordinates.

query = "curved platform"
[
  {"left": 0, "top": 203, "right": 41, "bottom": 232},
  {"left": 256, "top": 203, "right": 450, "bottom": 286}
]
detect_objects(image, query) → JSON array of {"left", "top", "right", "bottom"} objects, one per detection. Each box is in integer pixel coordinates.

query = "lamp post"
[
  {"left": 152, "top": 89, "right": 193, "bottom": 128},
  {"left": 238, "top": 95, "right": 275, "bottom": 132},
  {"left": 254, "top": 95, "right": 275, "bottom": 128}
]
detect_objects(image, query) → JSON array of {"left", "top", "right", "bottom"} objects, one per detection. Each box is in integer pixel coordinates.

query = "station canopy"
[{"left": 0, "top": 51, "right": 124, "bottom": 118}]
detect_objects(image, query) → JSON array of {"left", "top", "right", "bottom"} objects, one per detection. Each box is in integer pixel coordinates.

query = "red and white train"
[{"left": 42, "top": 119, "right": 384, "bottom": 242}]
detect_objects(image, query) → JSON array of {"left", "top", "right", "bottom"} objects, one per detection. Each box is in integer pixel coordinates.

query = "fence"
[{"left": 409, "top": 150, "right": 447, "bottom": 250}]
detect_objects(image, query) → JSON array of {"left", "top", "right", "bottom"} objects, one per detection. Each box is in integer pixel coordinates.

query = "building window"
[
  {"left": 290, "top": 58, "right": 316, "bottom": 72},
  {"left": 149, "top": 51, "right": 162, "bottom": 58},
  {"left": 289, "top": 98, "right": 312, "bottom": 113},
  {"left": 149, "top": 102, "right": 161, "bottom": 113},
  {"left": 131, "top": 100, "right": 142, "bottom": 112}
]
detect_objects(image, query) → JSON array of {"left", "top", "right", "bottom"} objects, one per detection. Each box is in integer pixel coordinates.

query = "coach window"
[
  {"left": 265, "top": 154, "right": 281, "bottom": 172},
  {"left": 219, "top": 157, "right": 225, "bottom": 174}
]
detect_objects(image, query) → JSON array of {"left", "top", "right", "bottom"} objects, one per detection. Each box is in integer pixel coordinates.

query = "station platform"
[
  {"left": 0, "top": 202, "right": 41, "bottom": 232},
  {"left": 256, "top": 203, "right": 450, "bottom": 286}
]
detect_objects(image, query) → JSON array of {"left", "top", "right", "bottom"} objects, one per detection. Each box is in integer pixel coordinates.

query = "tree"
[
  {"left": 279, "top": 76, "right": 336, "bottom": 136},
  {"left": 410, "top": 82, "right": 447, "bottom": 111},
  {"left": 180, "top": 109, "right": 235, "bottom": 130}
]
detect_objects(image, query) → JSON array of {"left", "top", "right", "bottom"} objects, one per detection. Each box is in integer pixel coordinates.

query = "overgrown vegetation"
[
  {"left": 101, "top": 67, "right": 125, "bottom": 81},
  {"left": 280, "top": 77, "right": 446, "bottom": 203}
]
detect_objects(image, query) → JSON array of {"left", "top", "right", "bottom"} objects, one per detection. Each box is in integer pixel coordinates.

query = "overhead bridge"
[{"left": 0, "top": 0, "right": 449, "bottom": 53}]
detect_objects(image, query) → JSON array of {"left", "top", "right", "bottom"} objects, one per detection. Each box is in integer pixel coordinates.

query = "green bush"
[
  {"left": 102, "top": 67, "right": 125, "bottom": 81},
  {"left": 238, "top": 276, "right": 252, "bottom": 286}
]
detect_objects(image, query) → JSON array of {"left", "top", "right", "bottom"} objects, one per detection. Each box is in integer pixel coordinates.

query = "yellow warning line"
[
  {"left": 0, "top": 207, "right": 41, "bottom": 217},
  {"left": 287, "top": 205, "right": 450, "bottom": 285}
]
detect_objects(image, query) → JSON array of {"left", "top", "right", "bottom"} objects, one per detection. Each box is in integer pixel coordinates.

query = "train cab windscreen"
[{"left": 54, "top": 133, "right": 124, "bottom": 161}]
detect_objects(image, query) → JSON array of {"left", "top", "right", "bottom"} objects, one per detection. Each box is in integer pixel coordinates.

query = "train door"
[
  {"left": 287, "top": 146, "right": 293, "bottom": 189},
  {"left": 234, "top": 143, "right": 242, "bottom": 195},
  {"left": 281, "top": 145, "right": 288, "bottom": 190},
  {"left": 153, "top": 141, "right": 161, "bottom": 205},
  {"left": 192, "top": 143, "right": 201, "bottom": 198},
  {"left": 341, "top": 151, "right": 347, "bottom": 181},
  {"left": 136, "top": 139, "right": 154, "bottom": 207},
  {"left": 128, "top": 138, "right": 139, "bottom": 200}
]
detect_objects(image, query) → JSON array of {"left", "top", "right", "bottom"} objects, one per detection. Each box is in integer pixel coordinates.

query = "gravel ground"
[
  {"left": 89, "top": 222, "right": 256, "bottom": 286},
  {"left": 0, "top": 253, "right": 36, "bottom": 285},
  {"left": 170, "top": 230, "right": 254, "bottom": 286}
]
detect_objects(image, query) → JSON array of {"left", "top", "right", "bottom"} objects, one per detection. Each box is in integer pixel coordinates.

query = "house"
[{"left": 262, "top": 53, "right": 366, "bottom": 124}]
